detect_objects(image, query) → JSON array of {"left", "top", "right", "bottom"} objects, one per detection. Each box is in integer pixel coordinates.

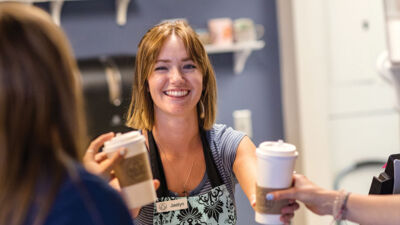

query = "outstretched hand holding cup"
[
  {"left": 102, "top": 131, "right": 157, "bottom": 209},
  {"left": 269, "top": 174, "right": 336, "bottom": 216},
  {"left": 255, "top": 140, "right": 298, "bottom": 224},
  {"left": 83, "top": 132, "right": 126, "bottom": 180}
]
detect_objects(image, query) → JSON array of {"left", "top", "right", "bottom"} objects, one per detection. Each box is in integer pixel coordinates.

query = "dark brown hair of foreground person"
[
  {"left": 126, "top": 20, "right": 217, "bottom": 130},
  {"left": 0, "top": 3, "right": 88, "bottom": 225}
]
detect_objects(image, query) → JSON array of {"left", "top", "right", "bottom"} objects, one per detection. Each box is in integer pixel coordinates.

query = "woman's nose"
[{"left": 169, "top": 67, "right": 184, "bottom": 84}]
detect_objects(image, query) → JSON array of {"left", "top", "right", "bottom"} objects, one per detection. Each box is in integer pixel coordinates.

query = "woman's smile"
[{"left": 164, "top": 89, "right": 190, "bottom": 98}]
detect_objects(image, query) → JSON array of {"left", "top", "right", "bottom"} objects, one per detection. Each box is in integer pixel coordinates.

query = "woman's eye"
[
  {"left": 154, "top": 66, "right": 167, "bottom": 71},
  {"left": 183, "top": 64, "right": 196, "bottom": 70}
]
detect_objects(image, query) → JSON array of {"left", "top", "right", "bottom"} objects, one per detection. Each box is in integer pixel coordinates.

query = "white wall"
[
  {"left": 278, "top": 0, "right": 399, "bottom": 224},
  {"left": 278, "top": 0, "right": 333, "bottom": 224},
  {"left": 327, "top": 0, "right": 399, "bottom": 174}
]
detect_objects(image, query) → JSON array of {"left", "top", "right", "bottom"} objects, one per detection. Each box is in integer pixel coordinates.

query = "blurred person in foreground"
[{"left": 0, "top": 3, "right": 134, "bottom": 225}]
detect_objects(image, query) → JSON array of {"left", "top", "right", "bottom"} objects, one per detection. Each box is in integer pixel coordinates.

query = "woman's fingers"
[
  {"left": 101, "top": 148, "right": 126, "bottom": 174},
  {"left": 280, "top": 213, "right": 294, "bottom": 224},
  {"left": 269, "top": 188, "right": 297, "bottom": 201},
  {"left": 281, "top": 201, "right": 300, "bottom": 214},
  {"left": 83, "top": 137, "right": 125, "bottom": 178},
  {"left": 85, "top": 132, "right": 115, "bottom": 159},
  {"left": 131, "top": 208, "right": 141, "bottom": 218},
  {"left": 94, "top": 152, "right": 108, "bottom": 162},
  {"left": 278, "top": 201, "right": 300, "bottom": 224},
  {"left": 109, "top": 177, "right": 121, "bottom": 192},
  {"left": 250, "top": 194, "right": 256, "bottom": 208},
  {"left": 153, "top": 179, "right": 160, "bottom": 190}
]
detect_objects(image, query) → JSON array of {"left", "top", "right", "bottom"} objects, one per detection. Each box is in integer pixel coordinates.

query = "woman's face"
[{"left": 148, "top": 34, "right": 203, "bottom": 119}]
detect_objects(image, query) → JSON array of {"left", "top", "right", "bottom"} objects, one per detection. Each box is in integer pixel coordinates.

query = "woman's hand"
[
  {"left": 83, "top": 132, "right": 126, "bottom": 180},
  {"left": 279, "top": 199, "right": 300, "bottom": 224},
  {"left": 270, "top": 174, "right": 336, "bottom": 217},
  {"left": 250, "top": 194, "right": 300, "bottom": 225},
  {"left": 83, "top": 132, "right": 161, "bottom": 219}
]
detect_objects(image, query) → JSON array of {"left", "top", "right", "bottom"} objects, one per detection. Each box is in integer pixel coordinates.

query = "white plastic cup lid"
[
  {"left": 257, "top": 140, "right": 297, "bottom": 158},
  {"left": 103, "top": 131, "right": 144, "bottom": 152}
]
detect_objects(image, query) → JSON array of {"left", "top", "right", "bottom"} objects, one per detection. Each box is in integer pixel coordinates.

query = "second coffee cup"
[
  {"left": 255, "top": 140, "right": 298, "bottom": 225},
  {"left": 103, "top": 131, "right": 157, "bottom": 209}
]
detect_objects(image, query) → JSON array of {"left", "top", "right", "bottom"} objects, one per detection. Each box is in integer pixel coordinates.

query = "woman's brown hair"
[
  {"left": 0, "top": 3, "right": 87, "bottom": 225},
  {"left": 126, "top": 20, "right": 217, "bottom": 130}
]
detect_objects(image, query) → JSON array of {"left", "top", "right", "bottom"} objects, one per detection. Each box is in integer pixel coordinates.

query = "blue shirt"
[{"left": 26, "top": 164, "right": 134, "bottom": 225}]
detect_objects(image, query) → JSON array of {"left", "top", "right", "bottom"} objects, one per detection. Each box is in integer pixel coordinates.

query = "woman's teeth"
[{"left": 165, "top": 90, "right": 189, "bottom": 97}]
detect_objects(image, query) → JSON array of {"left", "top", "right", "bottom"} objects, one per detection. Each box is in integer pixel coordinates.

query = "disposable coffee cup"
[
  {"left": 255, "top": 140, "right": 298, "bottom": 224},
  {"left": 103, "top": 131, "right": 156, "bottom": 209}
]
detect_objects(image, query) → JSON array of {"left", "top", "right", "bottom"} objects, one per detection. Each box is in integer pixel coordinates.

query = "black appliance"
[
  {"left": 369, "top": 153, "right": 400, "bottom": 194},
  {"left": 78, "top": 56, "right": 135, "bottom": 139}
]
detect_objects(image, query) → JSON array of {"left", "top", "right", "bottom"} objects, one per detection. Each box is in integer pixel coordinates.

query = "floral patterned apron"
[{"left": 148, "top": 129, "right": 236, "bottom": 225}]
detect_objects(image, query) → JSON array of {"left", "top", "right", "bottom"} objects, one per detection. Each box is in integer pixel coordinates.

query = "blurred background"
[{"left": 29, "top": 0, "right": 400, "bottom": 224}]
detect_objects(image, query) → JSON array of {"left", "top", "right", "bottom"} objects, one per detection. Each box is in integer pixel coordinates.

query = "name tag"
[{"left": 156, "top": 198, "right": 188, "bottom": 213}]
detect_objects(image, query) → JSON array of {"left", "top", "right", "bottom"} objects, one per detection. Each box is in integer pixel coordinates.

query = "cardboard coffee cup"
[
  {"left": 255, "top": 140, "right": 298, "bottom": 224},
  {"left": 103, "top": 131, "right": 156, "bottom": 209}
]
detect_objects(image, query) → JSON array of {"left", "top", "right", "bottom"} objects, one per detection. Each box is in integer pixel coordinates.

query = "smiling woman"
[{"left": 83, "top": 20, "right": 298, "bottom": 225}]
